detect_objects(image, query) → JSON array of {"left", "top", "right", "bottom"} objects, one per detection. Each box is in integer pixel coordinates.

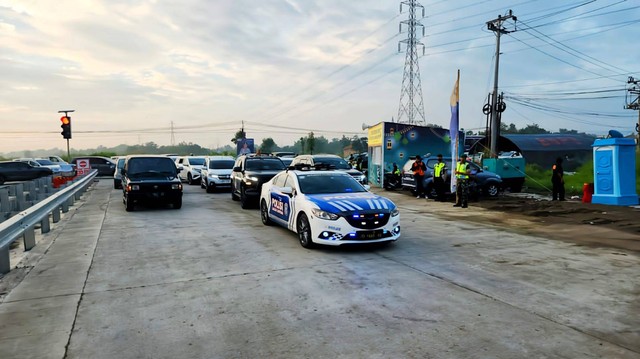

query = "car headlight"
[
  {"left": 193, "top": 168, "right": 201, "bottom": 173},
  {"left": 359, "top": 174, "right": 366, "bottom": 182},
  {"left": 171, "top": 184, "right": 182, "bottom": 190},
  {"left": 311, "top": 208, "right": 339, "bottom": 220},
  {"left": 127, "top": 184, "right": 140, "bottom": 191},
  {"left": 391, "top": 208, "right": 400, "bottom": 217},
  {"left": 244, "top": 176, "right": 258, "bottom": 184}
]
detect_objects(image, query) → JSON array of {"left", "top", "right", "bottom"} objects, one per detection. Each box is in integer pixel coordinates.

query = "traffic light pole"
[{"left": 58, "top": 109, "right": 74, "bottom": 160}]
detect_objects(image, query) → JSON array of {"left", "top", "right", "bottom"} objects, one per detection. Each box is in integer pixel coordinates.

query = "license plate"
[{"left": 356, "top": 230, "right": 384, "bottom": 239}]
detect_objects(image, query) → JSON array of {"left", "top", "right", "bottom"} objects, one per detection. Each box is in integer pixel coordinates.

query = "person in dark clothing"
[
  {"left": 552, "top": 157, "right": 565, "bottom": 201},
  {"left": 433, "top": 154, "right": 447, "bottom": 202},
  {"left": 411, "top": 155, "right": 427, "bottom": 198}
]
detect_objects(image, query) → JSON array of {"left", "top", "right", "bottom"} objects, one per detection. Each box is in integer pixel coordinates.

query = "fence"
[{"left": 0, "top": 170, "right": 98, "bottom": 274}]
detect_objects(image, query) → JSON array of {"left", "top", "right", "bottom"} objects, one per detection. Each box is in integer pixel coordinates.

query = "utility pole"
[
  {"left": 397, "top": 0, "right": 426, "bottom": 125},
  {"left": 57, "top": 109, "right": 74, "bottom": 160},
  {"left": 170, "top": 121, "right": 176, "bottom": 146},
  {"left": 486, "top": 10, "right": 517, "bottom": 157},
  {"left": 625, "top": 76, "right": 640, "bottom": 148}
]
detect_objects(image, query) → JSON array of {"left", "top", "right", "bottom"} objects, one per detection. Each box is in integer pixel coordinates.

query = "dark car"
[
  {"left": 70, "top": 156, "right": 116, "bottom": 176},
  {"left": 290, "top": 154, "right": 367, "bottom": 184},
  {"left": 231, "top": 154, "right": 286, "bottom": 209},
  {"left": 0, "top": 161, "right": 53, "bottom": 184},
  {"left": 401, "top": 156, "right": 502, "bottom": 198},
  {"left": 121, "top": 155, "right": 183, "bottom": 211}
]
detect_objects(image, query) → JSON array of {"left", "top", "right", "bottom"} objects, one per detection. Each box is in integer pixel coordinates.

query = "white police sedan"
[{"left": 259, "top": 169, "right": 400, "bottom": 248}]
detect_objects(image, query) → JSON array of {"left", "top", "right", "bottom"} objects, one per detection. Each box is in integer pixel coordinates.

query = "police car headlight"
[
  {"left": 391, "top": 208, "right": 400, "bottom": 217},
  {"left": 311, "top": 208, "right": 339, "bottom": 220}
]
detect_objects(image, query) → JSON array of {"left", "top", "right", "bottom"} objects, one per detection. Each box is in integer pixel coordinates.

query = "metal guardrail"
[{"left": 0, "top": 170, "right": 98, "bottom": 274}]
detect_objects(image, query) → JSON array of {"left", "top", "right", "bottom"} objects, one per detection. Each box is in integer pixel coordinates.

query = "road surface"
[{"left": 0, "top": 179, "right": 638, "bottom": 358}]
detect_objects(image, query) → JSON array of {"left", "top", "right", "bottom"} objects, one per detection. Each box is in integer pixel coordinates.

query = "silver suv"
[
  {"left": 175, "top": 156, "right": 206, "bottom": 185},
  {"left": 200, "top": 156, "right": 235, "bottom": 193}
]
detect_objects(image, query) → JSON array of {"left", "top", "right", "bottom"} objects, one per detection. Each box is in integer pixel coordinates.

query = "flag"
[{"left": 449, "top": 70, "right": 460, "bottom": 193}]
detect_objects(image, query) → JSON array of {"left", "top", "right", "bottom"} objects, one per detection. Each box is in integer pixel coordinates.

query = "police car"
[{"left": 259, "top": 168, "right": 400, "bottom": 248}]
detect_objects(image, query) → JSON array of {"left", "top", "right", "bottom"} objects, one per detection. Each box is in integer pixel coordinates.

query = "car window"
[
  {"left": 298, "top": 174, "right": 365, "bottom": 194},
  {"left": 177, "top": 158, "right": 184, "bottom": 165},
  {"left": 127, "top": 158, "right": 177, "bottom": 175},
  {"left": 188, "top": 158, "right": 206, "bottom": 166},
  {"left": 245, "top": 159, "right": 285, "bottom": 171},
  {"left": 283, "top": 174, "right": 297, "bottom": 191},
  {"left": 272, "top": 173, "right": 286, "bottom": 187},
  {"left": 209, "top": 160, "right": 234, "bottom": 169},
  {"left": 117, "top": 158, "right": 126, "bottom": 169},
  {"left": 312, "top": 157, "right": 351, "bottom": 170},
  {"left": 36, "top": 159, "right": 54, "bottom": 166}
]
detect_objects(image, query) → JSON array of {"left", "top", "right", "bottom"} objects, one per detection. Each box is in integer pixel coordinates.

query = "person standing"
[
  {"left": 453, "top": 154, "right": 470, "bottom": 208},
  {"left": 552, "top": 157, "right": 565, "bottom": 201},
  {"left": 411, "top": 155, "right": 427, "bottom": 198},
  {"left": 433, "top": 154, "right": 447, "bottom": 202}
]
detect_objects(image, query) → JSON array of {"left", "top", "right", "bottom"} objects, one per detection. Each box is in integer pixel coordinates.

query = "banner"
[{"left": 449, "top": 70, "right": 460, "bottom": 192}]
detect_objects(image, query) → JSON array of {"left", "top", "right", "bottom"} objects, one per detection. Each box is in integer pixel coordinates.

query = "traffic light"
[{"left": 60, "top": 116, "right": 72, "bottom": 139}]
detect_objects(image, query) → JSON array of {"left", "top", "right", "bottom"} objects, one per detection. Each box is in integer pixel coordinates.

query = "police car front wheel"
[
  {"left": 297, "top": 213, "right": 315, "bottom": 249},
  {"left": 260, "top": 200, "right": 273, "bottom": 226}
]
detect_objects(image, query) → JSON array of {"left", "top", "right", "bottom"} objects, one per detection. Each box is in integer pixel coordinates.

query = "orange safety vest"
[{"left": 413, "top": 161, "right": 425, "bottom": 176}]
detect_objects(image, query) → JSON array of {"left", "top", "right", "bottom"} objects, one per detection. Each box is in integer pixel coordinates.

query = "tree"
[
  {"left": 231, "top": 129, "right": 246, "bottom": 144},
  {"left": 519, "top": 123, "right": 549, "bottom": 134},
  {"left": 299, "top": 137, "right": 306, "bottom": 154},
  {"left": 260, "top": 138, "right": 276, "bottom": 153},
  {"left": 307, "top": 132, "right": 316, "bottom": 155}
]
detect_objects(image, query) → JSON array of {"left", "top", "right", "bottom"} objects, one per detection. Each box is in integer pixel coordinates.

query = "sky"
[{"left": 1, "top": 0, "right": 638, "bottom": 154}]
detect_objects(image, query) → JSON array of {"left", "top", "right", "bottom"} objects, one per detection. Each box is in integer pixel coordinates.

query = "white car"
[
  {"left": 259, "top": 169, "right": 400, "bottom": 248},
  {"left": 46, "top": 155, "right": 76, "bottom": 176},
  {"left": 175, "top": 156, "right": 206, "bottom": 185},
  {"left": 200, "top": 156, "right": 235, "bottom": 193}
]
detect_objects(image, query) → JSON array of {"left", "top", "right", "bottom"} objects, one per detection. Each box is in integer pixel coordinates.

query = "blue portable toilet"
[{"left": 591, "top": 136, "right": 638, "bottom": 206}]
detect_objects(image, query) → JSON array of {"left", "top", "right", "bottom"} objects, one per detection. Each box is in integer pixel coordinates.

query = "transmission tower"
[{"left": 397, "top": 0, "right": 426, "bottom": 125}]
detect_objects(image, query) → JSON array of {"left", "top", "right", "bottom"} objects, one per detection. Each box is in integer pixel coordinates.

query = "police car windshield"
[
  {"left": 313, "top": 157, "right": 351, "bottom": 170},
  {"left": 298, "top": 174, "right": 366, "bottom": 194},
  {"left": 246, "top": 159, "right": 285, "bottom": 171},
  {"left": 209, "top": 160, "right": 234, "bottom": 169}
]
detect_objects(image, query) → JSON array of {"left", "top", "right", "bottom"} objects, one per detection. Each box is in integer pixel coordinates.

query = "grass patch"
[{"left": 523, "top": 151, "right": 640, "bottom": 197}]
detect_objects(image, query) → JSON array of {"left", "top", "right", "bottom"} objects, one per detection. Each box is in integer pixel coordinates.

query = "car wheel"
[
  {"left": 200, "top": 179, "right": 206, "bottom": 189},
  {"left": 484, "top": 183, "right": 500, "bottom": 197},
  {"left": 125, "top": 195, "right": 134, "bottom": 212},
  {"left": 240, "top": 186, "right": 251, "bottom": 209},
  {"left": 260, "top": 200, "right": 273, "bottom": 226},
  {"left": 231, "top": 183, "right": 239, "bottom": 201},
  {"left": 187, "top": 173, "right": 194, "bottom": 185},
  {"left": 297, "top": 213, "right": 315, "bottom": 249},
  {"left": 206, "top": 181, "right": 214, "bottom": 193},
  {"left": 173, "top": 198, "right": 182, "bottom": 209}
]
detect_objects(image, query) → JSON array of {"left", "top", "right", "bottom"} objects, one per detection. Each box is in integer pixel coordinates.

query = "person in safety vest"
[
  {"left": 453, "top": 154, "right": 471, "bottom": 208},
  {"left": 433, "top": 154, "right": 447, "bottom": 202},
  {"left": 551, "top": 157, "right": 565, "bottom": 201},
  {"left": 411, "top": 155, "right": 427, "bottom": 198}
]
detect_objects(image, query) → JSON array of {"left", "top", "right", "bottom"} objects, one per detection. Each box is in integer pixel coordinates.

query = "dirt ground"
[{"left": 462, "top": 194, "right": 640, "bottom": 252}]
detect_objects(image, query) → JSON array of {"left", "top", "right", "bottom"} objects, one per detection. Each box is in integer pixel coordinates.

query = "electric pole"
[
  {"left": 397, "top": 0, "right": 427, "bottom": 125},
  {"left": 170, "top": 121, "right": 176, "bottom": 146},
  {"left": 486, "top": 10, "right": 517, "bottom": 157},
  {"left": 625, "top": 76, "right": 640, "bottom": 148}
]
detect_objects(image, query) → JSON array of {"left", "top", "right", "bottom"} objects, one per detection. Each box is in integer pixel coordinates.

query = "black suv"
[
  {"left": 121, "top": 155, "right": 183, "bottom": 211},
  {"left": 401, "top": 156, "right": 502, "bottom": 198},
  {"left": 231, "top": 155, "right": 286, "bottom": 209}
]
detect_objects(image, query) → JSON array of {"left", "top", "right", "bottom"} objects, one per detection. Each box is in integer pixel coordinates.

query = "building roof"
[{"left": 502, "top": 134, "right": 596, "bottom": 152}]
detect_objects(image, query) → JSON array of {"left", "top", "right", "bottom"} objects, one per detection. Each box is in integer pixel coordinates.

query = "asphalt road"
[{"left": 0, "top": 179, "right": 638, "bottom": 358}]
